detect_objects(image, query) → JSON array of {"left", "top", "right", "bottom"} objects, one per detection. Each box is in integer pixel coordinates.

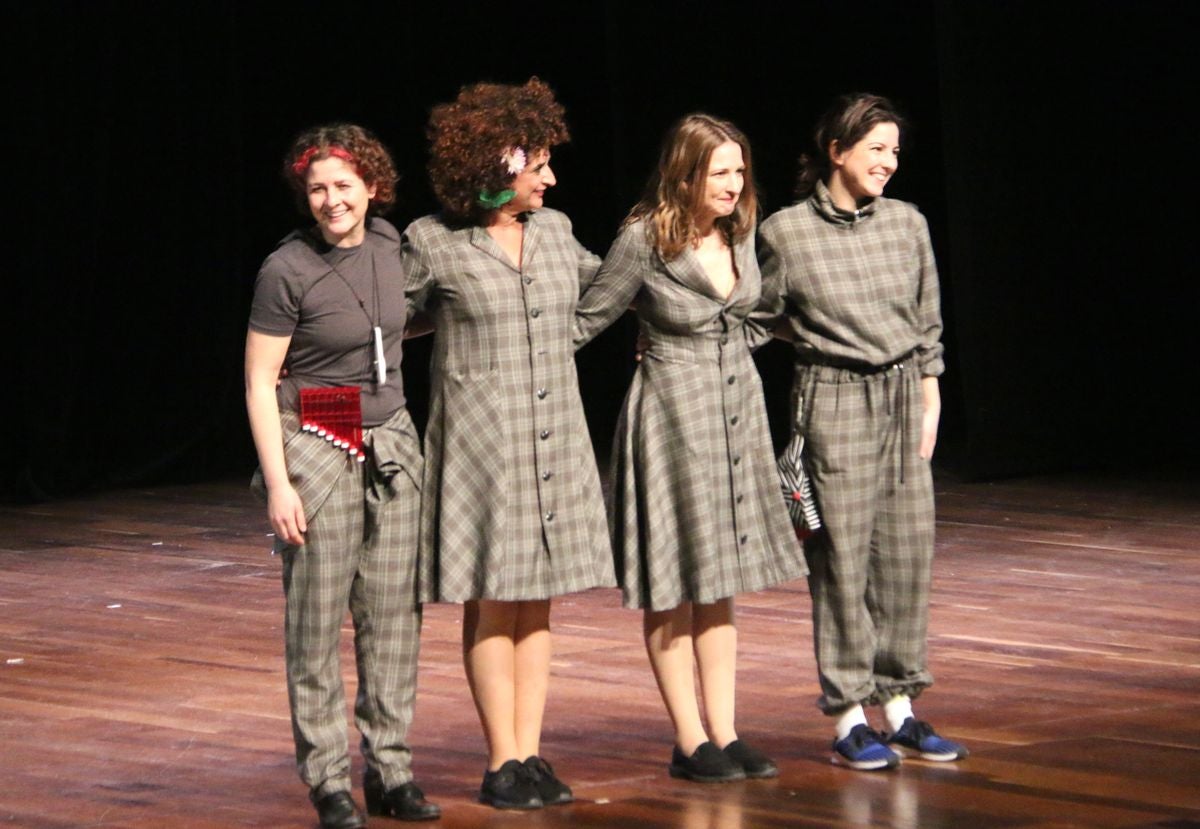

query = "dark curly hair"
[
  {"left": 796, "top": 93, "right": 905, "bottom": 200},
  {"left": 426, "top": 78, "right": 570, "bottom": 223},
  {"left": 282, "top": 123, "right": 399, "bottom": 215},
  {"left": 627, "top": 113, "right": 758, "bottom": 262}
]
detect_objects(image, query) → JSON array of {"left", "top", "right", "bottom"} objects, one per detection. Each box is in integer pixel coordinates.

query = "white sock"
[
  {"left": 835, "top": 704, "right": 868, "bottom": 741},
  {"left": 883, "top": 695, "right": 914, "bottom": 733}
]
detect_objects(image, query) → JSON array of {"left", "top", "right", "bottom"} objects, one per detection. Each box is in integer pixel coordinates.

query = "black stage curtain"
[{"left": 7, "top": 1, "right": 1194, "bottom": 501}]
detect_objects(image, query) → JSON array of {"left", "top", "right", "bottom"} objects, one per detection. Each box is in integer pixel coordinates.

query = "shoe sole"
[
  {"left": 830, "top": 753, "right": 901, "bottom": 771},
  {"left": 668, "top": 766, "right": 747, "bottom": 783},
  {"left": 889, "top": 743, "right": 968, "bottom": 762},
  {"left": 478, "top": 796, "right": 544, "bottom": 810},
  {"left": 742, "top": 768, "right": 780, "bottom": 780},
  {"left": 367, "top": 806, "right": 442, "bottom": 822}
]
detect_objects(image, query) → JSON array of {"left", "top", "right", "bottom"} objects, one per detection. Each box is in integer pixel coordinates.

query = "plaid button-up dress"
[
  {"left": 402, "top": 209, "right": 615, "bottom": 602},
  {"left": 575, "top": 221, "right": 807, "bottom": 611}
]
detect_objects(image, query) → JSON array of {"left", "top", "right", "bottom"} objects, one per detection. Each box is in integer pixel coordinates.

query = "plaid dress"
[
  {"left": 575, "top": 222, "right": 807, "bottom": 611},
  {"left": 758, "top": 182, "right": 943, "bottom": 712},
  {"left": 402, "top": 209, "right": 615, "bottom": 602}
]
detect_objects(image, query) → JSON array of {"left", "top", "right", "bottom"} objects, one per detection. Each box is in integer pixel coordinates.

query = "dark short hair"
[{"left": 796, "top": 93, "right": 906, "bottom": 199}]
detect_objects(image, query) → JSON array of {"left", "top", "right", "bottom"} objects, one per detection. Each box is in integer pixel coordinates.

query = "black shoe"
[
  {"left": 668, "top": 742, "right": 746, "bottom": 783},
  {"left": 364, "top": 768, "right": 441, "bottom": 821},
  {"left": 522, "top": 755, "right": 574, "bottom": 805},
  {"left": 311, "top": 790, "right": 366, "bottom": 829},
  {"left": 480, "top": 759, "right": 543, "bottom": 810},
  {"left": 722, "top": 739, "right": 779, "bottom": 779}
]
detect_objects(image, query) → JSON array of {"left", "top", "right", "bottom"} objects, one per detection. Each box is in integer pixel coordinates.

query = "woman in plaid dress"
[
  {"left": 575, "top": 114, "right": 807, "bottom": 783},
  {"left": 401, "top": 79, "right": 614, "bottom": 810},
  {"left": 245, "top": 125, "right": 439, "bottom": 828},
  {"left": 758, "top": 94, "right": 968, "bottom": 771}
]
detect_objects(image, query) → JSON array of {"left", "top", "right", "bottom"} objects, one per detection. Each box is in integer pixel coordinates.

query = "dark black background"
[{"left": 7, "top": 1, "right": 1195, "bottom": 501}]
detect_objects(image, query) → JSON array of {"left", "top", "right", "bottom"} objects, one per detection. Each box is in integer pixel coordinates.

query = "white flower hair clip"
[{"left": 501, "top": 146, "right": 527, "bottom": 176}]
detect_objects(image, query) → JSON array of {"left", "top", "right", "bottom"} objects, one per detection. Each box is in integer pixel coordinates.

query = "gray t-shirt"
[{"left": 249, "top": 217, "right": 407, "bottom": 426}]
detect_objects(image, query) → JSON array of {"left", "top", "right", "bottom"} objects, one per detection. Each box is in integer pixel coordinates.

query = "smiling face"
[
  {"left": 696, "top": 140, "right": 745, "bottom": 228},
  {"left": 503, "top": 148, "right": 556, "bottom": 215},
  {"left": 306, "top": 156, "right": 376, "bottom": 247},
  {"left": 828, "top": 120, "right": 900, "bottom": 209}
]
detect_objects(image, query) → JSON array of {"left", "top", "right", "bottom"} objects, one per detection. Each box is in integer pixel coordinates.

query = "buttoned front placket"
[
  {"left": 522, "top": 261, "right": 560, "bottom": 550},
  {"left": 717, "top": 310, "right": 750, "bottom": 578}
]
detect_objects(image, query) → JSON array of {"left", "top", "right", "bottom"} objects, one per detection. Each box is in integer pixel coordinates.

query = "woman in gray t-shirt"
[{"left": 245, "top": 123, "right": 439, "bottom": 827}]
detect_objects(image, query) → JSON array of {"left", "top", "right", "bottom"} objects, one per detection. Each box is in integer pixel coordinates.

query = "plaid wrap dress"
[
  {"left": 575, "top": 221, "right": 807, "bottom": 611},
  {"left": 402, "top": 208, "right": 616, "bottom": 602}
]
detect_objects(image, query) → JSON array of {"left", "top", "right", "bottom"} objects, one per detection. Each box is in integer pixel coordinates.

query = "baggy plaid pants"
[{"left": 793, "top": 357, "right": 936, "bottom": 713}]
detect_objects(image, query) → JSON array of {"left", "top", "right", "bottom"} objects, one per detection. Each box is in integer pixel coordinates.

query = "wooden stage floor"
[{"left": 2, "top": 474, "right": 1198, "bottom": 828}]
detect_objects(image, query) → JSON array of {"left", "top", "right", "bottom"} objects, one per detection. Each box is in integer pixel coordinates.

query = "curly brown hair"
[
  {"left": 426, "top": 78, "right": 570, "bottom": 223},
  {"left": 627, "top": 113, "right": 758, "bottom": 262},
  {"left": 282, "top": 123, "right": 399, "bottom": 215}
]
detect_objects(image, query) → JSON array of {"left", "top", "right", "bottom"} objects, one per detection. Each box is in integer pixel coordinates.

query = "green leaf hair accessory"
[{"left": 477, "top": 188, "right": 516, "bottom": 209}]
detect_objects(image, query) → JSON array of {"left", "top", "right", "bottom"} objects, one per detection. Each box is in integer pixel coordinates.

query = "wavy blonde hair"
[{"left": 627, "top": 113, "right": 757, "bottom": 261}]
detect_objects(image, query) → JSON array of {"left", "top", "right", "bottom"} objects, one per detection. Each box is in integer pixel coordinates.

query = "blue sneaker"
[
  {"left": 832, "top": 724, "right": 901, "bottom": 770},
  {"left": 886, "top": 718, "right": 969, "bottom": 762}
]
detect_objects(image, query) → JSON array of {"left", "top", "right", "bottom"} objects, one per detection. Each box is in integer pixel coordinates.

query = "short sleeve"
[{"left": 248, "top": 253, "right": 301, "bottom": 336}]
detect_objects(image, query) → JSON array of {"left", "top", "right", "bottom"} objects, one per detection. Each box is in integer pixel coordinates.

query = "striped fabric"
[
  {"left": 575, "top": 221, "right": 807, "bottom": 611},
  {"left": 776, "top": 431, "right": 821, "bottom": 533},
  {"left": 402, "top": 209, "right": 615, "bottom": 602}
]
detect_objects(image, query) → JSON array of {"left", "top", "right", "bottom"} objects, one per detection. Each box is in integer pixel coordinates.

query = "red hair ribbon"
[{"left": 291, "top": 145, "right": 357, "bottom": 177}]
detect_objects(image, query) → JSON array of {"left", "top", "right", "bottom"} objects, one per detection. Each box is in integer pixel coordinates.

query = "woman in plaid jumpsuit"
[{"left": 758, "top": 94, "right": 968, "bottom": 771}]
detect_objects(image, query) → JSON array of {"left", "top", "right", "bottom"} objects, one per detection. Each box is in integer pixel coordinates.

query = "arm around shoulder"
[{"left": 573, "top": 222, "right": 647, "bottom": 350}]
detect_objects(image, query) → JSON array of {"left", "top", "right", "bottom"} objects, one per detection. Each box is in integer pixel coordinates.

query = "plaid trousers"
[
  {"left": 793, "top": 357, "right": 935, "bottom": 713},
  {"left": 268, "top": 408, "right": 423, "bottom": 796}
]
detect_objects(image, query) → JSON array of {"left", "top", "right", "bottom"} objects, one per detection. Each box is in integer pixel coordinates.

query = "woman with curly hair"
[
  {"left": 246, "top": 124, "right": 439, "bottom": 828},
  {"left": 402, "top": 78, "right": 614, "bottom": 810},
  {"left": 758, "top": 93, "right": 967, "bottom": 771},
  {"left": 573, "top": 114, "right": 807, "bottom": 782}
]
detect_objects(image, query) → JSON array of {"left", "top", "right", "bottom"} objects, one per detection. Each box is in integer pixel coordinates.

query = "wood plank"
[{"left": 1, "top": 474, "right": 1198, "bottom": 827}]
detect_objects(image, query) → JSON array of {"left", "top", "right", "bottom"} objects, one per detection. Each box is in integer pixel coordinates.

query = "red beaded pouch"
[{"left": 299, "top": 386, "right": 365, "bottom": 462}]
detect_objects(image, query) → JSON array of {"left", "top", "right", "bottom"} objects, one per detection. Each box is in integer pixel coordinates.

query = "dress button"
[
  {"left": 542, "top": 471, "right": 553, "bottom": 481},
  {"left": 536, "top": 388, "right": 547, "bottom": 399},
  {"left": 523, "top": 276, "right": 533, "bottom": 285},
  {"left": 530, "top": 308, "right": 541, "bottom": 318},
  {"left": 720, "top": 334, "right": 729, "bottom": 345},
  {"left": 736, "top": 494, "right": 744, "bottom": 504},
  {"left": 540, "top": 429, "right": 552, "bottom": 440},
  {"left": 730, "top": 415, "right": 739, "bottom": 425},
  {"left": 544, "top": 511, "right": 555, "bottom": 522},
  {"left": 727, "top": 375, "right": 736, "bottom": 384},
  {"left": 740, "top": 534, "right": 748, "bottom": 545},
  {"left": 733, "top": 455, "right": 741, "bottom": 465}
]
